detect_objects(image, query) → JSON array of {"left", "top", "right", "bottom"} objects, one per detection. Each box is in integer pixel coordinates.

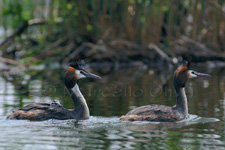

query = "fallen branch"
[
  {"left": 109, "top": 38, "right": 140, "bottom": 49},
  {"left": 0, "top": 57, "right": 20, "bottom": 65},
  {"left": 0, "top": 18, "right": 47, "bottom": 47},
  {"left": 148, "top": 43, "right": 173, "bottom": 63},
  {"left": 174, "top": 45, "right": 225, "bottom": 62},
  {"left": 44, "top": 35, "right": 68, "bottom": 52},
  {"left": 62, "top": 38, "right": 225, "bottom": 65},
  {"left": 181, "top": 36, "right": 219, "bottom": 56},
  {"left": 63, "top": 43, "right": 86, "bottom": 63},
  {"left": 28, "top": 18, "right": 47, "bottom": 26}
]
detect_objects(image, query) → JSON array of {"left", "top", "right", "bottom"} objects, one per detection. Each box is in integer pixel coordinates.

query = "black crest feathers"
[
  {"left": 183, "top": 60, "right": 191, "bottom": 69},
  {"left": 69, "top": 60, "right": 85, "bottom": 69}
]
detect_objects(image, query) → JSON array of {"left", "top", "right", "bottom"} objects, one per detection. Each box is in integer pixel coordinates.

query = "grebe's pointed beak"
[
  {"left": 195, "top": 72, "right": 211, "bottom": 77},
  {"left": 80, "top": 69, "right": 101, "bottom": 79},
  {"left": 84, "top": 72, "right": 102, "bottom": 79}
]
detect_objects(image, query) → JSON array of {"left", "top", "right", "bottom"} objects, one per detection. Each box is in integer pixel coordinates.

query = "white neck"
[
  {"left": 68, "top": 84, "right": 89, "bottom": 119},
  {"left": 174, "top": 87, "right": 188, "bottom": 116}
]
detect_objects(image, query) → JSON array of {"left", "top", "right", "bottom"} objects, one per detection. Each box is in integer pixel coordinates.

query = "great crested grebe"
[
  {"left": 7, "top": 62, "right": 101, "bottom": 121},
  {"left": 120, "top": 63, "right": 211, "bottom": 122}
]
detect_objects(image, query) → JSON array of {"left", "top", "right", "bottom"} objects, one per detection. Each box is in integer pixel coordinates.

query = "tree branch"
[{"left": 0, "top": 19, "right": 47, "bottom": 47}]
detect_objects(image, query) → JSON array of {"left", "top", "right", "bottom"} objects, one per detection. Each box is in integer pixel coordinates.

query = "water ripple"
[{"left": 0, "top": 115, "right": 221, "bottom": 150}]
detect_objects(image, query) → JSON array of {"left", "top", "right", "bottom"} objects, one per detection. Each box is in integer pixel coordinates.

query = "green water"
[{"left": 0, "top": 63, "right": 224, "bottom": 150}]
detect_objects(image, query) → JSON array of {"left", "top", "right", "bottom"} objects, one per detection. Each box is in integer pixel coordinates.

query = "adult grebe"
[
  {"left": 7, "top": 62, "right": 101, "bottom": 121},
  {"left": 120, "top": 63, "right": 211, "bottom": 122}
]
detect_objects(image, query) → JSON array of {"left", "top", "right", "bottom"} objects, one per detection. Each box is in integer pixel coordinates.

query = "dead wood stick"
[
  {"left": 44, "top": 35, "right": 68, "bottom": 51},
  {"left": 28, "top": 18, "right": 47, "bottom": 26},
  {"left": 0, "top": 57, "right": 20, "bottom": 65},
  {"left": 181, "top": 36, "right": 219, "bottom": 55},
  {"left": 148, "top": 43, "right": 172, "bottom": 62},
  {"left": 109, "top": 39, "right": 140, "bottom": 49},
  {"left": 174, "top": 45, "right": 225, "bottom": 62},
  {"left": 63, "top": 43, "right": 86, "bottom": 63}
]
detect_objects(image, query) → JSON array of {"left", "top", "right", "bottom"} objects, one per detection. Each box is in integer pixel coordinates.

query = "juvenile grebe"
[
  {"left": 120, "top": 63, "right": 211, "bottom": 122},
  {"left": 7, "top": 62, "right": 101, "bottom": 121}
]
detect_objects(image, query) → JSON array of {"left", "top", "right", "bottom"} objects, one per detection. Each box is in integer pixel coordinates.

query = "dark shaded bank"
[{"left": 1, "top": 30, "right": 225, "bottom": 69}]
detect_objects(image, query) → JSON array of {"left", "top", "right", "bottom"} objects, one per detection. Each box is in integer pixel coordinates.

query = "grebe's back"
[
  {"left": 120, "top": 104, "right": 180, "bottom": 122},
  {"left": 7, "top": 102, "right": 71, "bottom": 121}
]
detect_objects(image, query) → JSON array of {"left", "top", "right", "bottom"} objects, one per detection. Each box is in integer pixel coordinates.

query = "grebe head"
[
  {"left": 64, "top": 62, "right": 101, "bottom": 88},
  {"left": 174, "top": 63, "right": 211, "bottom": 88}
]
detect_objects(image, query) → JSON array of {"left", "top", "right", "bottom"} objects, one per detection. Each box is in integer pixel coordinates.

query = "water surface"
[{"left": 0, "top": 63, "right": 224, "bottom": 149}]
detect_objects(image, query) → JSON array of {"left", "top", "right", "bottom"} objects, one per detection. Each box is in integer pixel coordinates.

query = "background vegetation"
[{"left": 0, "top": 0, "right": 224, "bottom": 66}]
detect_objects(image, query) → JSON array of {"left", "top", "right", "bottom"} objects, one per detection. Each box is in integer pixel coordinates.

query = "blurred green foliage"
[{"left": 0, "top": 0, "right": 224, "bottom": 63}]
